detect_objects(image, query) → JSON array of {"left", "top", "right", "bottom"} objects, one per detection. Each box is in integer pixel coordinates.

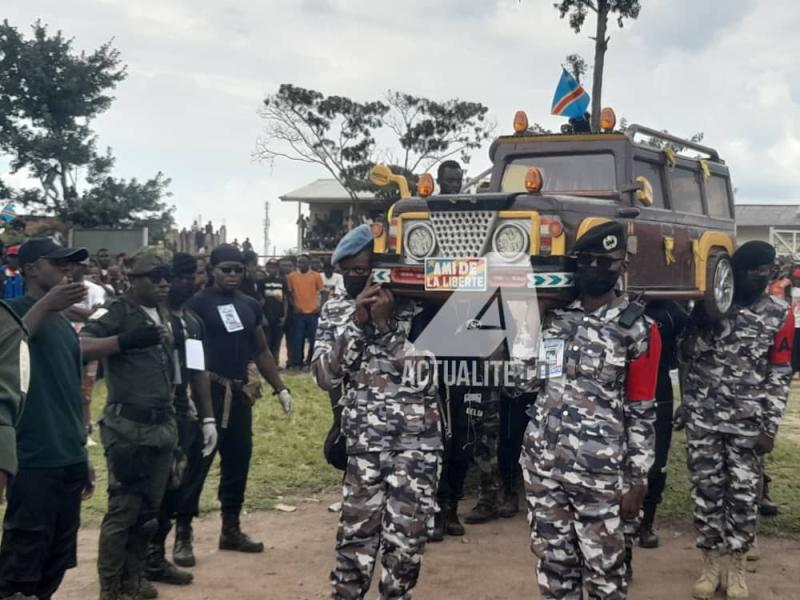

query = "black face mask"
[
  {"left": 344, "top": 274, "right": 369, "bottom": 299},
  {"left": 168, "top": 283, "right": 196, "bottom": 308},
  {"left": 734, "top": 272, "right": 769, "bottom": 306},
  {"left": 574, "top": 266, "right": 619, "bottom": 297}
]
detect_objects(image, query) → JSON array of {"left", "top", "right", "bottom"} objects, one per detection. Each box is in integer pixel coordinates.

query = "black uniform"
[{"left": 185, "top": 287, "right": 263, "bottom": 517}]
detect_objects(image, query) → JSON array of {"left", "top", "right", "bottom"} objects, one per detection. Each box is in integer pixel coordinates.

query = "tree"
[
  {"left": 554, "top": 1, "right": 641, "bottom": 132},
  {"left": 255, "top": 84, "right": 494, "bottom": 205},
  {"left": 565, "top": 53, "right": 588, "bottom": 83},
  {"left": 0, "top": 20, "right": 174, "bottom": 239}
]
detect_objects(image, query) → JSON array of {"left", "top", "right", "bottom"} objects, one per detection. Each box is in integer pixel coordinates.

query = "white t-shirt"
[
  {"left": 141, "top": 305, "right": 163, "bottom": 326},
  {"left": 321, "top": 272, "right": 345, "bottom": 298},
  {"left": 75, "top": 280, "right": 107, "bottom": 311}
]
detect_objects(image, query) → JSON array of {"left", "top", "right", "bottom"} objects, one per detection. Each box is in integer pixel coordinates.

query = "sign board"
[{"left": 424, "top": 257, "right": 487, "bottom": 292}]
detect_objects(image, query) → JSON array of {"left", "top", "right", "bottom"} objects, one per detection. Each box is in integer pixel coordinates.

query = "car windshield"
[{"left": 500, "top": 153, "right": 617, "bottom": 194}]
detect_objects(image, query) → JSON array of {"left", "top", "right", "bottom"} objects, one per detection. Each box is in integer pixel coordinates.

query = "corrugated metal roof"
[
  {"left": 280, "top": 179, "right": 378, "bottom": 203},
  {"left": 735, "top": 204, "right": 800, "bottom": 226}
]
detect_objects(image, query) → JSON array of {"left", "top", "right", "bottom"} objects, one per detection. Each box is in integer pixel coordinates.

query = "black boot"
[
  {"left": 445, "top": 502, "right": 465, "bottom": 536},
  {"left": 464, "top": 498, "right": 499, "bottom": 524},
  {"left": 173, "top": 519, "right": 195, "bottom": 568},
  {"left": 638, "top": 504, "right": 659, "bottom": 549},
  {"left": 219, "top": 513, "right": 264, "bottom": 553},
  {"left": 145, "top": 545, "right": 193, "bottom": 585},
  {"left": 431, "top": 502, "right": 446, "bottom": 542},
  {"left": 759, "top": 476, "right": 780, "bottom": 517},
  {"left": 498, "top": 489, "right": 519, "bottom": 519}
]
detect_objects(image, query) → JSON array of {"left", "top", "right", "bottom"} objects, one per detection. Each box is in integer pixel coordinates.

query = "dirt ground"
[{"left": 56, "top": 494, "right": 799, "bottom": 600}]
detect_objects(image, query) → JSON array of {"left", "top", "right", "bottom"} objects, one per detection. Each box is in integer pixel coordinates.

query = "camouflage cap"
[
  {"left": 129, "top": 247, "right": 173, "bottom": 275},
  {"left": 573, "top": 221, "right": 626, "bottom": 259}
]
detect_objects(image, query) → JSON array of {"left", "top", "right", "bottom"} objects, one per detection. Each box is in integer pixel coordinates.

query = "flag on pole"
[
  {"left": 551, "top": 68, "right": 590, "bottom": 119},
  {"left": 1, "top": 202, "right": 17, "bottom": 223}
]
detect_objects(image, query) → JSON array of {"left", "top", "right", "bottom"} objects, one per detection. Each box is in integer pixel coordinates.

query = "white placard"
[
  {"left": 186, "top": 339, "right": 206, "bottom": 371},
  {"left": 19, "top": 339, "right": 30, "bottom": 394},
  {"left": 217, "top": 304, "right": 244, "bottom": 333},
  {"left": 538, "top": 338, "right": 565, "bottom": 379}
]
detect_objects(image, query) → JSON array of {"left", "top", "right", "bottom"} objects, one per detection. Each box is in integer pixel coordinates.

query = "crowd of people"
[{"left": 0, "top": 200, "right": 797, "bottom": 600}]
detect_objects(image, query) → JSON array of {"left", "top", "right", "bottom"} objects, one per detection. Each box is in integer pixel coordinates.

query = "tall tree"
[
  {"left": 554, "top": 1, "right": 641, "bottom": 131},
  {"left": 255, "top": 84, "right": 493, "bottom": 204},
  {"left": 0, "top": 20, "right": 174, "bottom": 239}
]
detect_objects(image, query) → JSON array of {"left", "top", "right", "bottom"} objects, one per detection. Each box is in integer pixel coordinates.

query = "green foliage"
[
  {"left": 0, "top": 20, "right": 174, "bottom": 239},
  {"left": 256, "top": 84, "right": 494, "bottom": 200},
  {"left": 565, "top": 53, "right": 588, "bottom": 83},
  {"left": 554, "top": 0, "right": 641, "bottom": 32}
]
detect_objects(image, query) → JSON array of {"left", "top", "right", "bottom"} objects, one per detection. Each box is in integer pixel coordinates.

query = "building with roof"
[
  {"left": 280, "top": 179, "right": 387, "bottom": 254},
  {"left": 735, "top": 203, "right": 800, "bottom": 257}
]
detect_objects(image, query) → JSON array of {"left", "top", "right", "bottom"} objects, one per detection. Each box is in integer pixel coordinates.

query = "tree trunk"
[{"left": 591, "top": 0, "right": 609, "bottom": 132}]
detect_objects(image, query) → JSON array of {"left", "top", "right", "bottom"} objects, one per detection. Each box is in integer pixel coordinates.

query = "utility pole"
[{"left": 263, "top": 200, "right": 271, "bottom": 258}]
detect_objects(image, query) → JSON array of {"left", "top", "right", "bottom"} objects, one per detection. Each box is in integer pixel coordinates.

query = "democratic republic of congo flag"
[
  {"left": 1, "top": 202, "right": 17, "bottom": 223},
  {"left": 551, "top": 68, "right": 590, "bottom": 119}
]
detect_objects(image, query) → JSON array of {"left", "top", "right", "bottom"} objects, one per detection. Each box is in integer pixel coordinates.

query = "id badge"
[
  {"left": 537, "top": 338, "right": 565, "bottom": 379},
  {"left": 217, "top": 304, "right": 244, "bottom": 333}
]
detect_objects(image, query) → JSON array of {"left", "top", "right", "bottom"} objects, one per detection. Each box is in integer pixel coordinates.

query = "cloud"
[{"left": 3, "top": 0, "right": 800, "bottom": 252}]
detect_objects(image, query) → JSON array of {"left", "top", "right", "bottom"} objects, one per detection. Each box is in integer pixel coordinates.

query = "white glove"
[
  {"left": 202, "top": 419, "right": 218, "bottom": 457},
  {"left": 278, "top": 389, "right": 294, "bottom": 415}
]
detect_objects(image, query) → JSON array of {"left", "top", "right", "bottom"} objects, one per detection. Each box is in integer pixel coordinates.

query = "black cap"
[
  {"left": 17, "top": 238, "right": 89, "bottom": 267},
  {"left": 210, "top": 244, "right": 244, "bottom": 266},
  {"left": 732, "top": 241, "right": 775, "bottom": 272},
  {"left": 573, "top": 221, "right": 626, "bottom": 259}
]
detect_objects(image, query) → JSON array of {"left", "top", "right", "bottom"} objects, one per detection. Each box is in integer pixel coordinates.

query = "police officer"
[
  {"left": 144, "top": 254, "right": 218, "bottom": 584},
  {"left": 80, "top": 251, "right": 178, "bottom": 600},
  {"left": 185, "top": 244, "right": 293, "bottom": 556},
  {"left": 681, "top": 241, "right": 794, "bottom": 600},
  {"left": 312, "top": 225, "right": 442, "bottom": 599},
  {"left": 514, "top": 221, "right": 661, "bottom": 600},
  {"left": 0, "top": 301, "right": 28, "bottom": 505},
  {"left": 0, "top": 239, "right": 93, "bottom": 600}
]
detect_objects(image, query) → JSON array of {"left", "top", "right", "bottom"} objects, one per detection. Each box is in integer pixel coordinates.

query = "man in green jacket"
[
  {"left": 81, "top": 251, "right": 178, "bottom": 600},
  {"left": 0, "top": 300, "right": 27, "bottom": 496}
]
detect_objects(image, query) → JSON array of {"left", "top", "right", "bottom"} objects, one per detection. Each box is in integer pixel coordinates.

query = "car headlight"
[
  {"left": 492, "top": 223, "right": 529, "bottom": 260},
  {"left": 404, "top": 222, "right": 435, "bottom": 261}
]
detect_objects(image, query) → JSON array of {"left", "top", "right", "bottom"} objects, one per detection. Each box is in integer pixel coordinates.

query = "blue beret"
[
  {"left": 573, "top": 221, "right": 626, "bottom": 258},
  {"left": 331, "top": 224, "right": 374, "bottom": 266}
]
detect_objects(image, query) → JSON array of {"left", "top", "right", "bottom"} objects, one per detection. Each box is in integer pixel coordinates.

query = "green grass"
[
  {"left": 659, "top": 387, "right": 800, "bottom": 537},
  {"left": 81, "top": 373, "right": 342, "bottom": 525},
  {"left": 81, "top": 376, "right": 800, "bottom": 538}
]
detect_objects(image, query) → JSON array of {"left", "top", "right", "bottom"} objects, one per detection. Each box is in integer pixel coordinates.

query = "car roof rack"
[{"left": 625, "top": 124, "right": 721, "bottom": 162}]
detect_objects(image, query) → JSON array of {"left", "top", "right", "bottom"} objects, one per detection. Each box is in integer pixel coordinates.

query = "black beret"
[
  {"left": 573, "top": 221, "right": 626, "bottom": 258},
  {"left": 732, "top": 241, "right": 775, "bottom": 271},
  {"left": 172, "top": 252, "right": 197, "bottom": 276},
  {"left": 210, "top": 244, "right": 244, "bottom": 266}
]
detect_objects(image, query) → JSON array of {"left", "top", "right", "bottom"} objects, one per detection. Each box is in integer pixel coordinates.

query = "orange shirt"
[{"left": 287, "top": 270, "right": 323, "bottom": 314}]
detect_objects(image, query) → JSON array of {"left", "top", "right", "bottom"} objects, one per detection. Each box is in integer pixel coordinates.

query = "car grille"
[{"left": 429, "top": 211, "right": 497, "bottom": 257}]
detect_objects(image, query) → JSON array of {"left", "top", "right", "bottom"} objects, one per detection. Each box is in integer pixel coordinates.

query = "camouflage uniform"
[
  {"left": 680, "top": 295, "right": 794, "bottom": 553},
  {"left": 514, "top": 296, "right": 660, "bottom": 600},
  {"left": 312, "top": 296, "right": 442, "bottom": 600}
]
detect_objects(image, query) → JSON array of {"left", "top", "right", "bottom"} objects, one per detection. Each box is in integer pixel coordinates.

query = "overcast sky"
[{"left": 4, "top": 0, "right": 799, "bottom": 254}]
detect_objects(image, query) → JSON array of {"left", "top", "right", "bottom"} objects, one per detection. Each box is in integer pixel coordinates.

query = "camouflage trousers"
[
  {"left": 463, "top": 392, "right": 501, "bottom": 504},
  {"left": 686, "top": 421, "right": 760, "bottom": 553},
  {"left": 523, "top": 469, "right": 627, "bottom": 600},
  {"left": 331, "top": 450, "right": 441, "bottom": 600}
]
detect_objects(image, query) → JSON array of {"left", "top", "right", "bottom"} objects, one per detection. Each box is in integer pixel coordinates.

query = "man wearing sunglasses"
[
  {"left": 512, "top": 221, "right": 661, "bottom": 600},
  {"left": 80, "top": 250, "right": 178, "bottom": 600},
  {"left": 0, "top": 238, "right": 93, "bottom": 600},
  {"left": 185, "top": 244, "right": 292, "bottom": 555},
  {"left": 681, "top": 241, "right": 794, "bottom": 600}
]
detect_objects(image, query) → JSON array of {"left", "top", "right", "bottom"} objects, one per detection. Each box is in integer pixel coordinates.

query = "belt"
[
  {"left": 110, "top": 403, "right": 170, "bottom": 425},
  {"left": 209, "top": 372, "right": 246, "bottom": 430}
]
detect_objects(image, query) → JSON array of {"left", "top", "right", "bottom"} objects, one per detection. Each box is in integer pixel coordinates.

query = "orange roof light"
[
  {"left": 548, "top": 221, "right": 564, "bottom": 237},
  {"left": 599, "top": 107, "right": 617, "bottom": 131},
  {"left": 513, "top": 110, "right": 529, "bottom": 134},
  {"left": 524, "top": 167, "right": 543, "bottom": 193},
  {"left": 418, "top": 173, "right": 434, "bottom": 197}
]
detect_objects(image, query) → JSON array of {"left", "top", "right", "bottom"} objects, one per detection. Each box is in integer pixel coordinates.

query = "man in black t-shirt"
[
  {"left": 185, "top": 245, "right": 293, "bottom": 554},
  {"left": 145, "top": 254, "right": 218, "bottom": 580},
  {"left": 262, "top": 259, "right": 287, "bottom": 357}
]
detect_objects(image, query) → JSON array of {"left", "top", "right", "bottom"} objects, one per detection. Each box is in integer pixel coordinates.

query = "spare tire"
[{"left": 703, "top": 250, "right": 734, "bottom": 321}]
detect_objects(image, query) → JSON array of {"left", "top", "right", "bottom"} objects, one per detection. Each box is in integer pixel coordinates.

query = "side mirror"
[
  {"left": 617, "top": 207, "right": 640, "bottom": 219},
  {"left": 369, "top": 164, "right": 411, "bottom": 199}
]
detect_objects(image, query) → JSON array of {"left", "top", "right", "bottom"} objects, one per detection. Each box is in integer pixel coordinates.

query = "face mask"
[
  {"left": 574, "top": 266, "right": 619, "bottom": 297},
  {"left": 344, "top": 274, "right": 369, "bottom": 299},
  {"left": 734, "top": 272, "right": 769, "bottom": 306}
]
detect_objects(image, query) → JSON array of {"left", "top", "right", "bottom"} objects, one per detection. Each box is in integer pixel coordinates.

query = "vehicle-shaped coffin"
[{"left": 369, "top": 111, "right": 737, "bottom": 319}]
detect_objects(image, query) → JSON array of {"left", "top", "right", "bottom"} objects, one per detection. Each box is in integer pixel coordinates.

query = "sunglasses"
[
  {"left": 217, "top": 265, "right": 244, "bottom": 274},
  {"left": 131, "top": 267, "right": 171, "bottom": 284},
  {"left": 576, "top": 255, "right": 621, "bottom": 270}
]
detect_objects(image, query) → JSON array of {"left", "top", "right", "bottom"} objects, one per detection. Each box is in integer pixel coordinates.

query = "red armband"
[
  {"left": 626, "top": 322, "right": 662, "bottom": 402},
  {"left": 769, "top": 310, "right": 795, "bottom": 365}
]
